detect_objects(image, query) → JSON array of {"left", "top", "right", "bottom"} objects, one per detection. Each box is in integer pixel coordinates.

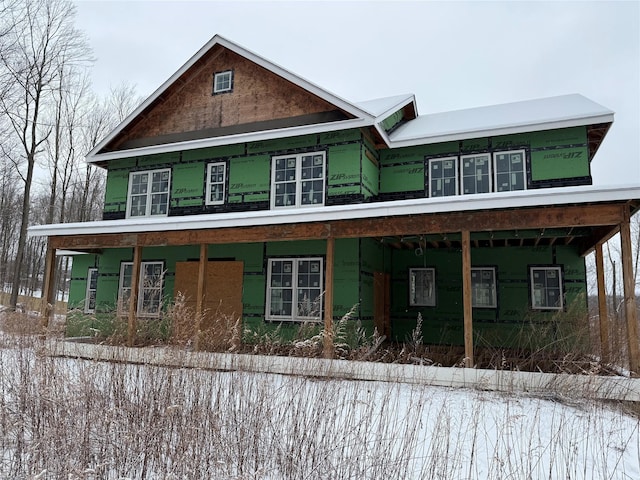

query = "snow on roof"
[
  {"left": 355, "top": 94, "right": 415, "bottom": 117},
  {"left": 388, "top": 94, "right": 614, "bottom": 147},
  {"left": 29, "top": 184, "right": 640, "bottom": 239}
]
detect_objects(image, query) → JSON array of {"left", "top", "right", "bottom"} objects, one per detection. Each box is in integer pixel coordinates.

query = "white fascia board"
[
  {"left": 87, "top": 35, "right": 374, "bottom": 162},
  {"left": 28, "top": 185, "right": 640, "bottom": 239},
  {"left": 388, "top": 113, "right": 614, "bottom": 149},
  {"left": 87, "top": 117, "right": 371, "bottom": 164},
  {"left": 373, "top": 95, "right": 417, "bottom": 123}
]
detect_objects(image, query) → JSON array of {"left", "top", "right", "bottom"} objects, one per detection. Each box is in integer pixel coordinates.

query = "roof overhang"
[{"left": 29, "top": 185, "right": 640, "bottom": 240}]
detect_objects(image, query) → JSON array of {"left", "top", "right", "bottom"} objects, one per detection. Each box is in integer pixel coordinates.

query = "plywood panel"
[{"left": 173, "top": 260, "right": 244, "bottom": 349}]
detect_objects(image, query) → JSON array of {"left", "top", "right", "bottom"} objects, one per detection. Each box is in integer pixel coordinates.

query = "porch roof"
[{"left": 29, "top": 184, "right": 640, "bottom": 240}]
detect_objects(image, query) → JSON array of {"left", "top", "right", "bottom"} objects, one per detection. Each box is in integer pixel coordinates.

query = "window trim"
[
  {"left": 530, "top": 266, "right": 564, "bottom": 311},
  {"left": 493, "top": 149, "right": 527, "bottom": 192},
  {"left": 213, "top": 70, "right": 233, "bottom": 94},
  {"left": 409, "top": 267, "right": 436, "bottom": 307},
  {"left": 266, "top": 257, "right": 324, "bottom": 322},
  {"left": 118, "top": 261, "right": 165, "bottom": 318},
  {"left": 270, "top": 151, "right": 326, "bottom": 209},
  {"left": 126, "top": 168, "right": 171, "bottom": 219},
  {"left": 205, "top": 161, "right": 226, "bottom": 206},
  {"left": 460, "top": 153, "right": 492, "bottom": 195},
  {"left": 428, "top": 157, "right": 458, "bottom": 197},
  {"left": 471, "top": 267, "right": 497, "bottom": 309},
  {"left": 84, "top": 267, "right": 98, "bottom": 314}
]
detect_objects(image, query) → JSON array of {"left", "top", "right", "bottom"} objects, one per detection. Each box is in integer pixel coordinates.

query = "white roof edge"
[
  {"left": 87, "top": 34, "right": 375, "bottom": 161},
  {"left": 88, "top": 117, "right": 372, "bottom": 163},
  {"left": 388, "top": 113, "right": 614, "bottom": 149},
  {"left": 29, "top": 184, "right": 640, "bottom": 239},
  {"left": 375, "top": 95, "right": 417, "bottom": 122}
]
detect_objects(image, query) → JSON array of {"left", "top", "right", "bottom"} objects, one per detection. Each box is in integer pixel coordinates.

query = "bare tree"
[{"left": 0, "top": 0, "right": 91, "bottom": 308}]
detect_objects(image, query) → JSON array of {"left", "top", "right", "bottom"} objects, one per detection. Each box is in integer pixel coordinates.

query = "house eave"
[
  {"left": 387, "top": 113, "right": 614, "bottom": 149},
  {"left": 87, "top": 117, "right": 372, "bottom": 165},
  {"left": 29, "top": 184, "right": 640, "bottom": 239}
]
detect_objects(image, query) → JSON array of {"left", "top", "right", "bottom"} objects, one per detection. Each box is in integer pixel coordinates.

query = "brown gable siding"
[{"left": 104, "top": 46, "right": 351, "bottom": 152}]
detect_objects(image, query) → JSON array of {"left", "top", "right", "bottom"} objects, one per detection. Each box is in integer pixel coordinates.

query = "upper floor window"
[
  {"left": 471, "top": 267, "right": 497, "bottom": 308},
  {"left": 266, "top": 257, "right": 323, "bottom": 322},
  {"left": 213, "top": 70, "right": 233, "bottom": 94},
  {"left": 271, "top": 152, "right": 325, "bottom": 208},
  {"left": 409, "top": 268, "right": 436, "bottom": 306},
  {"left": 127, "top": 169, "right": 170, "bottom": 218},
  {"left": 530, "top": 266, "right": 563, "bottom": 310},
  {"left": 84, "top": 267, "right": 98, "bottom": 314},
  {"left": 118, "top": 261, "right": 164, "bottom": 318},
  {"left": 428, "top": 157, "right": 458, "bottom": 197},
  {"left": 494, "top": 150, "right": 526, "bottom": 192},
  {"left": 206, "top": 162, "right": 226, "bottom": 205},
  {"left": 461, "top": 153, "right": 491, "bottom": 195}
]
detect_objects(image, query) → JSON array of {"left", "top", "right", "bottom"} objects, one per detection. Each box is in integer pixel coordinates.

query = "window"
[
  {"left": 127, "top": 169, "right": 170, "bottom": 218},
  {"left": 118, "top": 261, "right": 164, "bottom": 318},
  {"left": 471, "top": 267, "right": 497, "bottom": 308},
  {"left": 409, "top": 268, "right": 436, "bottom": 306},
  {"left": 206, "top": 162, "right": 226, "bottom": 205},
  {"left": 267, "top": 258, "right": 323, "bottom": 321},
  {"left": 494, "top": 150, "right": 526, "bottom": 192},
  {"left": 84, "top": 268, "right": 98, "bottom": 314},
  {"left": 213, "top": 70, "right": 233, "bottom": 94},
  {"left": 271, "top": 152, "right": 325, "bottom": 208},
  {"left": 530, "top": 266, "right": 563, "bottom": 310},
  {"left": 461, "top": 154, "right": 491, "bottom": 194},
  {"left": 428, "top": 157, "right": 458, "bottom": 197}
]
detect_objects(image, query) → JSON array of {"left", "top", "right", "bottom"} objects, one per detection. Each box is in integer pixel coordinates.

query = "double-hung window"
[
  {"left": 84, "top": 268, "right": 98, "bottom": 314},
  {"left": 206, "top": 162, "right": 226, "bottom": 205},
  {"left": 127, "top": 169, "right": 171, "bottom": 218},
  {"left": 118, "top": 261, "right": 164, "bottom": 318},
  {"left": 530, "top": 266, "right": 563, "bottom": 310},
  {"left": 267, "top": 258, "right": 323, "bottom": 321},
  {"left": 494, "top": 150, "right": 526, "bottom": 192},
  {"left": 471, "top": 267, "right": 497, "bottom": 308},
  {"left": 271, "top": 152, "right": 325, "bottom": 208},
  {"left": 461, "top": 154, "right": 491, "bottom": 195},
  {"left": 428, "top": 157, "right": 458, "bottom": 197},
  {"left": 409, "top": 268, "right": 436, "bottom": 306}
]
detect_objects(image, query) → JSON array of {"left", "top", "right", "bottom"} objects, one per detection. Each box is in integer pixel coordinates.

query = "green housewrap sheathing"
[{"left": 389, "top": 244, "right": 587, "bottom": 348}]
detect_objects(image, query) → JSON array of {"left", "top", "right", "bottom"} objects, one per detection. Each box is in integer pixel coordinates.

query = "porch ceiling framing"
[{"left": 48, "top": 202, "right": 631, "bottom": 253}]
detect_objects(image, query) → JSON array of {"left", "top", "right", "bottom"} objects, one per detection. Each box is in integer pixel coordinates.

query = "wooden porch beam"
[
  {"left": 194, "top": 243, "right": 207, "bottom": 351},
  {"left": 323, "top": 236, "right": 335, "bottom": 359},
  {"left": 461, "top": 230, "right": 473, "bottom": 368},
  {"left": 48, "top": 203, "right": 626, "bottom": 251},
  {"left": 127, "top": 245, "right": 142, "bottom": 347},
  {"left": 39, "top": 243, "right": 57, "bottom": 332},
  {"left": 620, "top": 212, "right": 640, "bottom": 375},
  {"left": 594, "top": 243, "right": 610, "bottom": 364}
]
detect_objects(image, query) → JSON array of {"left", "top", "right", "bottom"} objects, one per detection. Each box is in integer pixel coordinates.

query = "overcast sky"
[{"left": 73, "top": 0, "right": 639, "bottom": 186}]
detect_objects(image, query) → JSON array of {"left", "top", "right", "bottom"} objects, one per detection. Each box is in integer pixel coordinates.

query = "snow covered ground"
[{"left": 0, "top": 337, "right": 639, "bottom": 479}]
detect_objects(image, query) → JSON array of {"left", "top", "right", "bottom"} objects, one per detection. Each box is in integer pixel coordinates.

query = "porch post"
[
  {"left": 595, "top": 242, "right": 610, "bottom": 363},
  {"left": 323, "top": 236, "right": 335, "bottom": 359},
  {"left": 127, "top": 245, "right": 142, "bottom": 347},
  {"left": 461, "top": 230, "right": 473, "bottom": 367},
  {"left": 194, "top": 243, "right": 207, "bottom": 351},
  {"left": 620, "top": 212, "right": 640, "bottom": 374},
  {"left": 39, "top": 242, "right": 57, "bottom": 332}
]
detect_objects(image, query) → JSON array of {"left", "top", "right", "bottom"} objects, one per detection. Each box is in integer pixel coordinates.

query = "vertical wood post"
[
  {"left": 461, "top": 230, "right": 474, "bottom": 368},
  {"left": 595, "top": 243, "right": 610, "bottom": 363},
  {"left": 127, "top": 245, "right": 142, "bottom": 347},
  {"left": 323, "top": 236, "right": 335, "bottom": 359},
  {"left": 39, "top": 242, "right": 57, "bottom": 332},
  {"left": 194, "top": 243, "right": 207, "bottom": 351},
  {"left": 620, "top": 212, "right": 640, "bottom": 374}
]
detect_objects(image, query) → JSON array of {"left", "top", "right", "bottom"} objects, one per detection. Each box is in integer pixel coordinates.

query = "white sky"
[{"left": 73, "top": 0, "right": 640, "bottom": 186}]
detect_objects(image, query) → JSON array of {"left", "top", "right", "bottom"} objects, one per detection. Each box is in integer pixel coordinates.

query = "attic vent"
[{"left": 213, "top": 70, "right": 233, "bottom": 94}]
